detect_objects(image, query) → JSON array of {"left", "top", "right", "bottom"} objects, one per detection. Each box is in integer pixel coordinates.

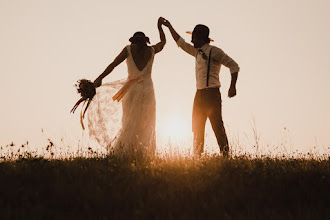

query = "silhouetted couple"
[{"left": 88, "top": 17, "right": 240, "bottom": 159}]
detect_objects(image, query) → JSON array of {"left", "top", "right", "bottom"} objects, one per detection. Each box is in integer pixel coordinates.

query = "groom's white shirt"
[{"left": 176, "top": 37, "right": 240, "bottom": 90}]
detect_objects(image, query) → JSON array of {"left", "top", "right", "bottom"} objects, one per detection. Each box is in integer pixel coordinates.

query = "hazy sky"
[{"left": 1, "top": 0, "right": 329, "bottom": 154}]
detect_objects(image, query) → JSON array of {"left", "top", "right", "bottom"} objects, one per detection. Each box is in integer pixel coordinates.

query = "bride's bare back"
[{"left": 130, "top": 45, "right": 153, "bottom": 72}]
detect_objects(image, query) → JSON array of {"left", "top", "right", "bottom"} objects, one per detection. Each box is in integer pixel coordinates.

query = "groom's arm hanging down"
[{"left": 228, "top": 72, "right": 238, "bottom": 98}]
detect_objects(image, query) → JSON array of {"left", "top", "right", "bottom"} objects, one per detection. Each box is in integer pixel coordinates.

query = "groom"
[{"left": 162, "top": 19, "right": 240, "bottom": 157}]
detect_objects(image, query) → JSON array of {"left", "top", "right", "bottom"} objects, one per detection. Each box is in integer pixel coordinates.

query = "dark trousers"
[{"left": 192, "top": 88, "right": 229, "bottom": 156}]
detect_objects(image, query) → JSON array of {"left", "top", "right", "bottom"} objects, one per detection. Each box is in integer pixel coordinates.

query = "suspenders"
[
  {"left": 206, "top": 47, "right": 213, "bottom": 88},
  {"left": 197, "top": 47, "right": 213, "bottom": 88}
]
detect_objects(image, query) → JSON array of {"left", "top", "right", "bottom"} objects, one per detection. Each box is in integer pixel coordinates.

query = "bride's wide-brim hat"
[
  {"left": 186, "top": 24, "right": 214, "bottom": 42},
  {"left": 129, "top": 32, "right": 150, "bottom": 44}
]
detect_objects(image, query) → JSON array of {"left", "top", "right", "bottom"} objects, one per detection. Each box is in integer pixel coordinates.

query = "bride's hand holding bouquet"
[{"left": 93, "top": 77, "right": 102, "bottom": 88}]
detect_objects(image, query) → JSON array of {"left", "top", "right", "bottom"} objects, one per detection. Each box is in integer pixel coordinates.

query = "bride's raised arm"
[
  {"left": 94, "top": 47, "right": 128, "bottom": 87},
  {"left": 152, "top": 17, "right": 166, "bottom": 54}
]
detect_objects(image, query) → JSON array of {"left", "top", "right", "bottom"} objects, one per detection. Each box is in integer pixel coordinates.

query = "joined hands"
[{"left": 158, "top": 17, "right": 171, "bottom": 28}]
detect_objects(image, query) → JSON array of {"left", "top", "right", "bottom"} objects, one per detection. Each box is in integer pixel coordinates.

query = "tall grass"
[{"left": 0, "top": 141, "right": 329, "bottom": 219}]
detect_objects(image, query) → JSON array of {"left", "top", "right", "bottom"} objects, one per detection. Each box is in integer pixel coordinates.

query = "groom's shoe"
[
  {"left": 222, "top": 150, "right": 229, "bottom": 158},
  {"left": 220, "top": 145, "right": 230, "bottom": 158},
  {"left": 221, "top": 148, "right": 229, "bottom": 158}
]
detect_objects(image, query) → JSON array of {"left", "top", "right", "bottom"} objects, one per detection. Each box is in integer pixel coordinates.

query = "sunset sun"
[{"left": 160, "top": 115, "right": 190, "bottom": 142}]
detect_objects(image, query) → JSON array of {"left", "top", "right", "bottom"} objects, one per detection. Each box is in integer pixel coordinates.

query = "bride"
[{"left": 87, "top": 18, "right": 166, "bottom": 159}]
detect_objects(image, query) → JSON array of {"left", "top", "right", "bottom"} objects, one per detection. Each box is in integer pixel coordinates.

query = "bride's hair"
[{"left": 129, "top": 32, "right": 150, "bottom": 44}]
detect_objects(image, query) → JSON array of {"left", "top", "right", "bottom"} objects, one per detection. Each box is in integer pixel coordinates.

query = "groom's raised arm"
[
  {"left": 163, "top": 19, "right": 198, "bottom": 57},
  {"left": 164, "top": 19, "right": 180, "bottom": 42}
]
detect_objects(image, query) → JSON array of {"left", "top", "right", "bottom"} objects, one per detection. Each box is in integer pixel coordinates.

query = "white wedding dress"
[{"left": 87, "top": 45, "right": 156, "bottom": 158}]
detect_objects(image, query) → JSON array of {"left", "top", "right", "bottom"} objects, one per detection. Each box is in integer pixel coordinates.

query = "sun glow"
[{"left": 160, "top": 115, "right": 191, "bottom": 142}]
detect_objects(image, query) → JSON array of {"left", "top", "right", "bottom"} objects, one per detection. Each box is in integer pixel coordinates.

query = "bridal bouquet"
[{"left": 71, "top": 79, "right": 96, "bottom": 129}]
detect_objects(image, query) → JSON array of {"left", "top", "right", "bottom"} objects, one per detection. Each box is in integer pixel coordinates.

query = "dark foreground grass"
[{"left": 0, "top": 155, "right": 329, "bottom": 219}]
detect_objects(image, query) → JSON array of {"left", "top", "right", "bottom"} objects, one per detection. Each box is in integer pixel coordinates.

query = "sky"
[{"left": 1, "top": 0, "right": 329, "bottom": 155}]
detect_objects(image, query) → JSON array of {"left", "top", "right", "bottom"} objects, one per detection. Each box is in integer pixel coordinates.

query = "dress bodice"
[{"left": 126, "top": 45, "right": 155, "bottom": 79}]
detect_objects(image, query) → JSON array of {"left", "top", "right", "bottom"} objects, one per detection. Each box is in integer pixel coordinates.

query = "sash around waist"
[
  {"left": 112, "top": 74, "right": 152, "bottom": 102},
  {"left": 128, "top": 74, "right": 151, "bottom": 80}
]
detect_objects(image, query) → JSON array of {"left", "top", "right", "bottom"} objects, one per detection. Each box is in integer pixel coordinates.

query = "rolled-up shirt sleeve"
[
  {"left": 176, "top": 37, "right": 198, "bottom": 57},
  {"left": 214, "top": 48, "right": 240, "bottom": 74}
]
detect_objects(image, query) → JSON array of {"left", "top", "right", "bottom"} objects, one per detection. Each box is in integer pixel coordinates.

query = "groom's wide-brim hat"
[
  {"left": 129, "top": 32, "right": 150, "bottom": 44},
  {"left": 186, "top": 24, "right": 214, "bottom": 42}
]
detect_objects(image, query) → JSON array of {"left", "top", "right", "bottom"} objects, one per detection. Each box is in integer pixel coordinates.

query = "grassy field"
[{"left": 0, "top": 153, "right": 329, "bottom": 220}]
